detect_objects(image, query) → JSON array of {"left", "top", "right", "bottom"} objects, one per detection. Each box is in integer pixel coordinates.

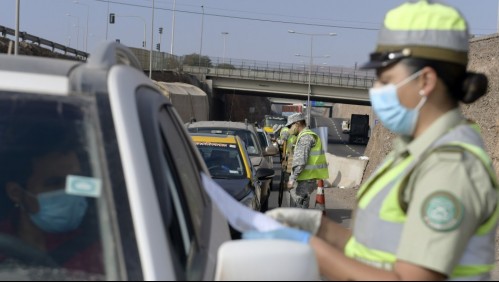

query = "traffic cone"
[{"left": 314, "top": 179, "right": 326, "bottom": 215}]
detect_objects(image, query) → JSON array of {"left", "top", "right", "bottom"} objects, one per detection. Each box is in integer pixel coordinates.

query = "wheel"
[{"left": 0, "top": 233, "right": 58, "bottom": 267}]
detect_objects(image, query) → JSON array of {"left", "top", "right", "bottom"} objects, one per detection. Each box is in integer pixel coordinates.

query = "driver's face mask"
[{"left": 26, "top": 189, "right": 88, "bottom": 233}]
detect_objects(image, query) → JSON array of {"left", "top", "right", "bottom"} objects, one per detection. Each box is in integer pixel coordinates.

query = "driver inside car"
[{"left": 0, "top": 123, "right": 103, "bottom": 275}]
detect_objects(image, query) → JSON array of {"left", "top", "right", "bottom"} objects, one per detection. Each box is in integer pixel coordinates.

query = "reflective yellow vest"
[
  {"left": 345, "top": 124, "right": 499, "bottom": 280},
  {"left": 295, "top": 129, "right": 329, "bottom": 181}
]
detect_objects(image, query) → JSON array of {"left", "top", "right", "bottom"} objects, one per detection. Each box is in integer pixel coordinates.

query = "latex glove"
[
  {"left": 242, "top": 227, "right": 311, "bottom": 244},
  {"left": 287, "top": 180, "right": 295, "bottom": 189},
  {"left": 266, "top": 208, "right": 323, "bottom": 235}
]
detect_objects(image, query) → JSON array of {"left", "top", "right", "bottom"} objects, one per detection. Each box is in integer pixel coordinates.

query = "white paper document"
[{"left": 201, "top": 173, "right": 284, "bottom": 232}]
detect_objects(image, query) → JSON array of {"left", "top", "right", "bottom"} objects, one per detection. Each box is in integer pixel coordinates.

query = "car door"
[
  {"left": 109, "top": 66, "right": 230, "bottom": 280},
  {"left": 135, "top": 85, "right": 231, "bottom": 280}
]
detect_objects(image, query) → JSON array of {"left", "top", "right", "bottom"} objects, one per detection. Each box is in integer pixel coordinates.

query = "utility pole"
[
  {"left": 170, "top": 0, "right": 176, "bottom": 55},
  {"left": 15, "top": 0, "right": 20, "bottom": 55}
]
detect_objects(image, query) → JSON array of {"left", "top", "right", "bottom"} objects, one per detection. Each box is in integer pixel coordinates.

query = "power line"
[{"left": 93, "top": 0, "right": 380, "bottom": 31}]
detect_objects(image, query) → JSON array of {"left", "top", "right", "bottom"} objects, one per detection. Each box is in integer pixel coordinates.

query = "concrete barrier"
[{"left": 324, "top": 153, "right": 368, "bottom": 189}]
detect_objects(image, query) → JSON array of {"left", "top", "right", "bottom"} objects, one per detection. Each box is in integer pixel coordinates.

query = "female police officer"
[{"left": 243, "top": 1, "right": 498, "bottom": 280}]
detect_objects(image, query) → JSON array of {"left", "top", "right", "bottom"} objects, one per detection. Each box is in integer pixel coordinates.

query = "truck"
[
  {"left": 348, "top": 114, "right": 370, "bottom": 145},
  {"left": 281, "top": 104, "right": 303, "bottom": 117}
]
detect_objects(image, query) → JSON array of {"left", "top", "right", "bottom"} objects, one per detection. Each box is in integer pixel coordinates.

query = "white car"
[{"left": 0, "top": 42, "right": 318, "bottom": 280}]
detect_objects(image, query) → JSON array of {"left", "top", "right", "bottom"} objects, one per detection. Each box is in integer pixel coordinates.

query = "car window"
[
  {"left": 195, "top": 143, "right": 247, "bottom": 179},
  {"left": 0, "top": 91, "right": 118, "bottom": 280},
  {"left": 136, "top": 87, "right": 211, "bottom": 280},
  {"left": 257, "top": 131, "right": 268, "bottom": 148}
]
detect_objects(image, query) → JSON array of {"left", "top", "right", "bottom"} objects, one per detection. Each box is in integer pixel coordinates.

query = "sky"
[{"left": 1, "top": 0, "right": 498, "bottom": 68}]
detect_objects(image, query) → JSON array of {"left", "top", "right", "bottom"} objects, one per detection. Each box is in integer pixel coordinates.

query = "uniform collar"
[{"left": 393, "top": 108, "right": 465, "bottom": 159}]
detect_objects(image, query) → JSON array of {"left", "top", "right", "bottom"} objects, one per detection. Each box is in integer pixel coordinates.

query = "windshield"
[
  {"left": 264, "top": 117, "right": 287, "bottom": 127},
  {"left": 0, "top": 92, "right": 117, "bottom": 280},
  {"left": 188, "top": 128, "right": 261, "bottom": 156},
  {"left": 195, "top": 143, "right": 247, "bottom": 179}
]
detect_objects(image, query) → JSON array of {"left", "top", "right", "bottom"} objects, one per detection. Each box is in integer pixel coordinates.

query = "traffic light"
[
  {"left": 142, "top": 41, "right": 146, "bottom": 48},
  {"left": 109, "top": 13, "right": 115, "bottom": 24},
  {"left": 156, "top": 43, "right": 160, "bottom": 51},
  {"left": 159, "top": 27, "right": 163, "bottom": 34}
]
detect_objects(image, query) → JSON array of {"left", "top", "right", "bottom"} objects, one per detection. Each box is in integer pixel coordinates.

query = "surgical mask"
[
  {"left": 369, "top": 70, "right": 426, "bottom": 136},
  {"left": 28, "top": 189, "right": 88, "bottom": 233}
]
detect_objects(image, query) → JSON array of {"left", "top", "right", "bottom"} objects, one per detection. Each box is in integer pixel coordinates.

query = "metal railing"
[
  {"left": 0, "top": 24, "right": 88, "bottom": 59},
  {"left": 129, "top": 49, "right": 376, "bottom": 89}
]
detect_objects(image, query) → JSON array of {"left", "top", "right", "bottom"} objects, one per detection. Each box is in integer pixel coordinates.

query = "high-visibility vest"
[
  {"left": 295, "top": 129, "right": 329, "bottom": 181},
  {"left": 345, "top": 124, "right": 499, "bottom": 280},
  {"left": 286, "top": 134, "right": 297, "bottom": 155}
]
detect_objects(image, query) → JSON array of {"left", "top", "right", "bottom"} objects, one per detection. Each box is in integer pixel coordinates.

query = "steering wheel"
[
  {"left": 0, "top": 233, "right": 58, "bottom": 267},
  {"left": 208, "top": 164, "right": 230, "bottom": 174}
]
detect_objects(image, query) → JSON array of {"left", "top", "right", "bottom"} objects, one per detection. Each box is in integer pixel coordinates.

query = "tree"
[
  {"left": 217, "top": 63, "right": 236, "bottom": 69},
  {"left": 182, "top": 53, "right": 212, "bottom": 67}
]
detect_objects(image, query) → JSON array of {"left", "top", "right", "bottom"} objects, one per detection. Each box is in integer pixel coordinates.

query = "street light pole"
[
  {"left": 66, "top": 13, "right": 80, "bottom": 49},
  {"left": 199, "top": 4, "right": 205, "bottom": 68},
  {"left": 170, "top": 0, "right": 176, "bottom": 55},
  {"left": 15, "top": 0, "right": 20, "bottom": 55},
  {"left": 288, "top": 30, "right": 337, "bottom": 126},
  {"left": 73, "top": 1, "right": 89, "bottom": 52},
  {"left": 149, "top": 0, "right": 155, "bottom": 79},
  {"left": 221, "top": 32, "right": 229, "bottom": 64}
]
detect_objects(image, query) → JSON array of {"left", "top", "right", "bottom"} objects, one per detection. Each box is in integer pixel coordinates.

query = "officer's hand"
[
  {"left": 287, "top": 180, "right": 294, "bottom": 189},
  {"left": 242, "top": 227, "right": 311, "bottom": 244},
  {"left": 265, "top": 208, "right": 322, "bottom": 235}
]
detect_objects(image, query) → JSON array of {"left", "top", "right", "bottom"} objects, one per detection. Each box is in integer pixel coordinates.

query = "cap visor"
[
  {"left": 360, "top": 58, "right": 401, "bottom": 70},
  {"left": 359, "top": 60, "right": 384, "bottom": 70}
]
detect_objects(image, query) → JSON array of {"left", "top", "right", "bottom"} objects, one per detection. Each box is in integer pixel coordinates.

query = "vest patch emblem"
[{"left": 422, "top": 191, "right": 463, "bottom": 232}]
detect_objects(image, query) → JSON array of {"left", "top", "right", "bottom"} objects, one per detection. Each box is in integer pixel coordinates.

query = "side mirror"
[
  {"left": 263, "top": 145, "right": 279, "bottom": 157},
  {"left": 215, "top": 240, "right": 320, "bottom": 281},
  {"left": 256, "top": 167, "right": 274, "bottom": 180}
]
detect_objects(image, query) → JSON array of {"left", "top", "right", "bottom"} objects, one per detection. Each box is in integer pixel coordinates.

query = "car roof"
[
  {"left": 0, "top": 42, "right": 146, "bottom": 98},
  {"left": 187, "top": 120, "right": 257, "bottom": 132}
]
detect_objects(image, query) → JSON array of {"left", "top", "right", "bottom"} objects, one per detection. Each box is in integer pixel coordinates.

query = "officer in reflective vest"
[
  {"left": 285, "top": 113, "right": 328, "bottom": 209},
  {"left": 242, "top": 1, "right": 498, "bottom": 280}
]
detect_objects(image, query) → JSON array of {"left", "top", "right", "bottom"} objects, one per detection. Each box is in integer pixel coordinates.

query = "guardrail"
[{"left": 0, "top": 24, "right": 88, "bottom": 59}]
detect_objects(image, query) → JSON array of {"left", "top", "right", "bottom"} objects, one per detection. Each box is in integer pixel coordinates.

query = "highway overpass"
[{"left": 186, "top": 65, "right": 374, "bottom": 106}]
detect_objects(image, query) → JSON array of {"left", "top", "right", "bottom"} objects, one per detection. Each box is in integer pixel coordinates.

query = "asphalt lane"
[{"left": 312, "top": 116, "right": 366, "bottom": 158}]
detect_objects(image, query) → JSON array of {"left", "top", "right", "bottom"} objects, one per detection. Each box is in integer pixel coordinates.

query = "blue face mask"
[
  {"left": 369, "top": 70, "right": 426, "bottom": 136},
  {"left": 29, "top": 189, "right": 88, "bottom": 233}
]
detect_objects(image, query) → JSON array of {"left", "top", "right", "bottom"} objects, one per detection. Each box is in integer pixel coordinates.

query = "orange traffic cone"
[{"left": 314, "top": 179, "right": 326, "bottom": 215}]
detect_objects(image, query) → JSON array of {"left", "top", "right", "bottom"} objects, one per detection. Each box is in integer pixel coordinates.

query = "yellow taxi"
[{"left": 190, "top": 133, "right": 274, "bottom": 212}]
